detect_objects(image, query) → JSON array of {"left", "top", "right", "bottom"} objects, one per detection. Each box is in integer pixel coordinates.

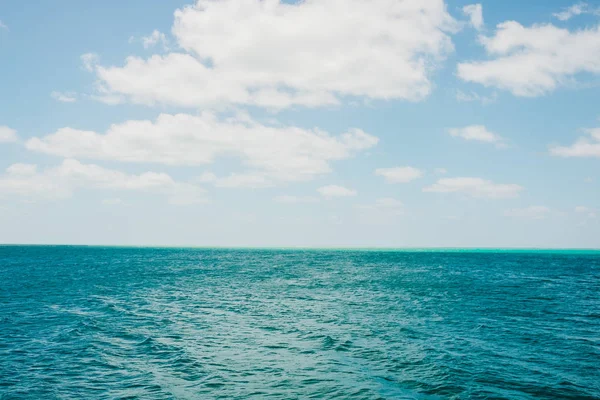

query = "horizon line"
[{"left": 1, "top": 244, "right": 599, "bottom": 252}]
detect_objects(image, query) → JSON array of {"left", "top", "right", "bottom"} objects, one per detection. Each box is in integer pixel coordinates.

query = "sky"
[{"left": 0, "top": 0, "right": 599, "bottom": 248}]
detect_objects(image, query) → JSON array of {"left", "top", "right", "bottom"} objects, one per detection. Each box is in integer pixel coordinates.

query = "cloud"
[
  {"left": 463, "top": 4, "right": 484, "bottom": 30},
  {"left": 142, "top": 30, "right": 169, "bottom": 49},
  {"left": 273, "top": 195, "right": 319, "bottom": 204},
  {"left": 0, "top": 159, "right": 205, "bottom": 204},
  {"left": 424, "top": 177, "right": 523, "bottom": 198},
  {"left": 550, "top": 128, "right": 600, "bottom": 157},
  {"left": 434, "top": 168, "right": 447, "bottom": 175},
  {"left": 375, "top": 166, "right": 423, "bottom": 183},
  {"left": 504, "top": 205, "right": 551, "bottom": 219},
  {"left": 448, "top": 125, "right": 505, "bottom": 147},
  {"left": 6, "top": 163, "right": 37, "bottom": 175},
  {"left": 85, "top": 0, "right": 457, "bottom": 110},
  {"left": 553, "top": 3, "right": 590, "bottom": 21},
  {"left": 456, "top": 90, "right": 497, "bottom": 104},
  {"left": 457, "top": 21, "right": 600, "bottom": 96},
  {"left": 51, "top": 91, "right": 77, "bottom": 103},
  {"left": 130, "top": 30, "right": 169, "bottom": 50},
  {"left": 318, "top": 185, "right": 357, "bottom": 198},
  {"left": 27, "top": 112, "right": 378, "bottom": 184},
  {"left": 0, "top": 126, "right": 17, "bottom": 143},
  {"left": 0, "top": 20, "right": 8, "bottom": 31},
  {"left": 81, "top": 53, "right": 99, "bottom": 72}
]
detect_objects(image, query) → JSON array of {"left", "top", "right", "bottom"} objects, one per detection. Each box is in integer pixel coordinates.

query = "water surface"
[{"left": 1, "top": 246, "right": 599, "bottom": 399}]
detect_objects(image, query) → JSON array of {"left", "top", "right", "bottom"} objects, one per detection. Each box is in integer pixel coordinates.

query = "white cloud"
[
  {"left": 274, "top": 195, "right": 319, "bottom": 204},
  {"left": 550, "top": 128, "right": 600, "bottom": 157},
  {"left": 0, "top": 159, "right": 205, "bottom": 204},
  {"left": 27, "top": 112, "right": 378, "bottom": 184},
  {"left": 0, "top": 126, "right": 17, "bottom": 143},
  {"left": 318, "top": 185, "right": 357, "bottom": 198},
  {"left": 463, "top": 4, "right": 484, "bottom": 30},
  {"left": 457, "top": 21, "right": 600, "bottom": 96},
  {"left": 141, "top": 30, "right": 169, "bottom": 49},
  {"left": 456, "top": 90, "right": 497, "bottom": 104},
  {"left": 81, "top": 53, "right": 99, "bottom": 72},
  {"left": 375, "top": 166, "right": 423, "bottom": 183},
  {"left": 553, "top": 3, "right": 589, "bottom": 21},
  {"left": 51, "top": 91, "right": 77, "bottom": 103},
  {"left": 86, "top": 0, "right": 458, "bottom": 110},
  {"left": 6, "top": 163, "right": 37, "bottom": 175},
  {"left": 434, "top": 167, "right": 447, "bottom": 175},
  {"left": 0, "top": 20, "right": 8, "bottom": 31},
  {"left": 424, "top": 177, "right": 523, "bottom": 198},
  {"left": 129, "top": 30, "right": 169, "bottom": 50},
  {"left": 504, "top": 206, "right": 551, "bottom": 219},
  {"left": 448, "top": 125, "right": 505, "bottom": 147}
]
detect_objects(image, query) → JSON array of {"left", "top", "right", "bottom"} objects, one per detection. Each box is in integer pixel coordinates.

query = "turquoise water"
[{"left": 1, "top": 247, "right": 599, "bottom": 399}]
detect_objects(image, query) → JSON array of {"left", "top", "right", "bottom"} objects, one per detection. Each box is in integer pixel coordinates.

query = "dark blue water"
[{"left": 1, "top": 247, "right": 599, "bottom": 399}]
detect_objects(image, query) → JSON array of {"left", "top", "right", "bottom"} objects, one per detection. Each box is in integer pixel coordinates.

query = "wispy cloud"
[
  {"left": 424, "top": 177, "right": 523, "bottom": 199},
  {"left": 504, "top": 206, "right": 551, "bottom": 219},
  {"left": 318, "top": 185, "right": 357, "bottom": 199},
  {"left": 51, "top": 91, "right": 77, "bottom": 103},
  {"left": 553, "top": 2, "right": 592, "bottom": 21},
  {"left": 375, "top": 167, "right": 423, "bottom": 183}
]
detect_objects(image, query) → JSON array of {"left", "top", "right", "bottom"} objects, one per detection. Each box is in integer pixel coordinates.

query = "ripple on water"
[{"left": 1, "top": 247, "right": 599, "bottom": 399}]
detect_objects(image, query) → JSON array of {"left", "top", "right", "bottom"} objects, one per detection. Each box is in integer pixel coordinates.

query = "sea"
[{"left": 1, "top": 246, "right": 599, "bottom": 399}]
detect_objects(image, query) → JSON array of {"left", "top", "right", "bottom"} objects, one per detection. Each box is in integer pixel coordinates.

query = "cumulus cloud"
[
  {"left": 375, "top": 166, "right": 423, "bottom": 183},
  {"left": 457, "top": 21, "right": 600, "bottom": 96},
  {"left": 273, "top": 195, "right": 319, "bottom": 204},
  {"left": 423, "top": 177, "right": 523, "bottom": 198},
  {"left": 27, "top": 112, "right": 378, "bottom": 185},
  {"left": 463, "top": 4, "right": 484, "bottom": 30},
  {"left": 142, "top": 30, "right": 169, "bottom": 49},
  {"left": 448, "top": 125, "right": 505, "bottom": 147},
  {"left": 85, "top": 0, "right": 457, "bottom": 110},
  {"left": 504, "top": 206, "right": 551, "bottom": 219},
  {"left": 51, "top": 91, "right": 77, "bottom": 103},
  {"left": 550, "top": 128, "right": 600, "bottom": 157},
  {"left": 0, "top": 159, "right": 205, "bottom": 204},
  {"left": 0, "top": 126, "right": 17, "bottom": 143},
  {"left": 318, "top": 185, "right": 357, "bottom": 198}
]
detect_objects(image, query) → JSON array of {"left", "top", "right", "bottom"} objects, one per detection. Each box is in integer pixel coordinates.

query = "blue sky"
[{"left": 0, "top": 0, "right": 599, "bottom": 248}]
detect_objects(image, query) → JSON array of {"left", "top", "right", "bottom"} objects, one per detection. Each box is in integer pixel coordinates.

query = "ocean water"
[{"left": 1, "top": 247, "right": 599, "bottom": 399}]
